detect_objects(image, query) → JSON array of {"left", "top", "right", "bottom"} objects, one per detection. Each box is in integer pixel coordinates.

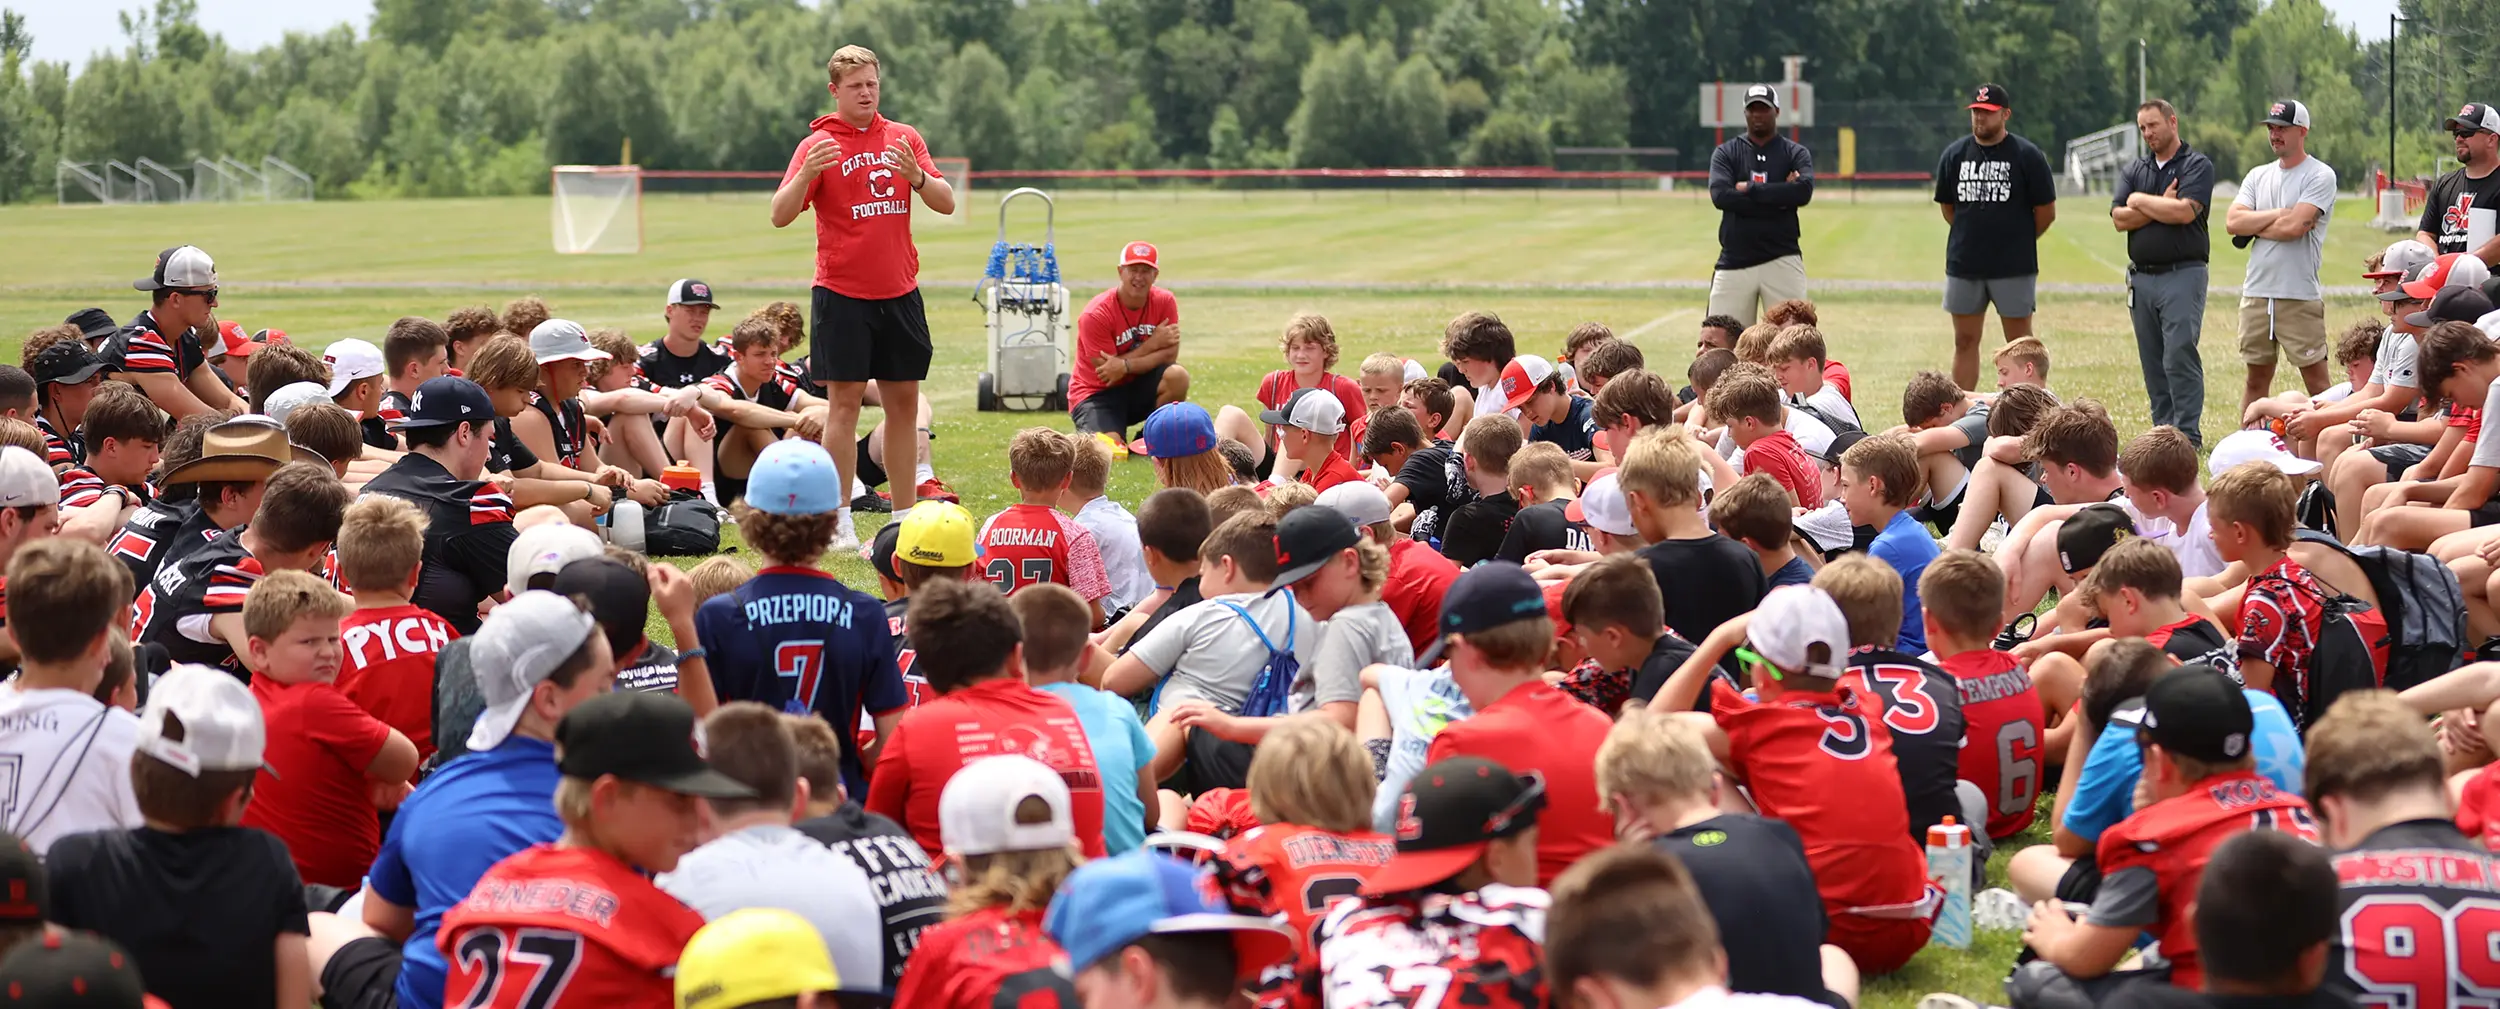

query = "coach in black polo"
[
  {"left": 1707, "top": 83, "right": 1815, "bottom": 325},
  {"left": 2112, "top": 98, "right": 2216, "bottom": 448}
]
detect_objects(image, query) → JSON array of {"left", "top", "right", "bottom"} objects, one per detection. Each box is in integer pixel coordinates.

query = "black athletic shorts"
[
  {"left": 2372, "top": 443, "right": 2433, "bottom": 483},
  {"left": 2473, "top": 502, "right": 2500, "bottom": 529},
  {"left": 318, "top": 935, "right": 401, "bottom": 1009},
  {"left": 1071, "top": 365, "right": 1170, "bottom": 436},
  {"left": 811, "top": 286, "right": 932, "bottom": 384}
]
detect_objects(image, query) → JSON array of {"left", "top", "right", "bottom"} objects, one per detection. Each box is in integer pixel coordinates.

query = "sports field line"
[
  {"left": 1621, "top": 308, "right": 1695, "bottom": 340},
  {"left": 0, "top": 277, "right": 2381, "bottom": 297}
]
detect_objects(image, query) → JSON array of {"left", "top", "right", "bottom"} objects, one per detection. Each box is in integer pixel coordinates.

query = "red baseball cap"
[
  {"left": 210, "top": 321, "right": 285, "bottom": 359},
  {"left": 1120, "top": 241, "right": 1159, "bottom": 268},
  {"left": 1497, "top": 355, "right": 1557, "bottom": 411}
]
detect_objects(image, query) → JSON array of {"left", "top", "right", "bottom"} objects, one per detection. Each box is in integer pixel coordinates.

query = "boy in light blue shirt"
[{"left": 1012, "top": 583, "right": 1157, "bottom": 853}]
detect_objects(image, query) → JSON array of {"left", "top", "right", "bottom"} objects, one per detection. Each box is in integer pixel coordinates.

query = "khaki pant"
[
  {"left": 1708, "top": 255, "right": 1808, "bottom": 323},
  {"left": 2237, "top": 296, "right": 2328, "bottom": 367}
]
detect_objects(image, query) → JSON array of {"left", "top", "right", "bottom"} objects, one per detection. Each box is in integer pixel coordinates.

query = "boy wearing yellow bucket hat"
[{"left": 673, "top": 907, "right": 840, "bottom": 1009}]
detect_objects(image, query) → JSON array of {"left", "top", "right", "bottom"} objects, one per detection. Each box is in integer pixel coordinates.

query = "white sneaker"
[
  {"left": 1973, "top": 887, "right": 2028, "bottom": 931},
  {"left": 830, "top": 531, "right": 861, "bottom": 552},
  {"left": 1979, "top": 517, "right": 2011, "bottom": 553},
  {"left": 1917, "top": 994, "right": 1986, "bottom": 1009}
]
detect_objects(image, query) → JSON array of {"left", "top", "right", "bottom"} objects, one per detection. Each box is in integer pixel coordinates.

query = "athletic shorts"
[
  {"left": 2370, "top": 443, "right": 2433, "bottom": 482},
  {"left": 318, "top": 936, "right": 401, "bottom": 1009},
  {"left": 1943, "top": 274, "right": 2037, "bottom": 318},
  {"left": 2473, "top": 503, "right": 2500, "bottom": 529},
  {"left": 2237, "top": 296, "right": 2329, "bottom": 367},
  {"left": 811, "top": 286, "right": 932, "bottom": 384},
  {"left": 1071, "top": 365, "right": 1170, "bottom": 436}
]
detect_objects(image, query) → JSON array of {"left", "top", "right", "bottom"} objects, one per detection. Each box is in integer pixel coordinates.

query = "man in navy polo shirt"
[{"left": 305, "top": 591, "right": 617, "bottom": 1009}]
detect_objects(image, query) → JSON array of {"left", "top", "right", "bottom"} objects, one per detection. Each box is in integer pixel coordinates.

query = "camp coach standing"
[
  {"left": 2112, "top": 99, "right": 2216, "bottom": 448},
  {"left": 1708, "top": 83, "right": 1814, "bottom": 324},
  {"left": 772, "top": 44, "right": 957, "bottom": 550},
  {"left": 2226, "top": 99, "right": 2336, "bottom": 417},
  {"left": 1935, "top": 83, "right": 2057, "bottom": 391}
]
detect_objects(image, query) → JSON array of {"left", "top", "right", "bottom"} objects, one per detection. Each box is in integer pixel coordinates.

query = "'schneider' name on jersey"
[
  {"left": 744, "top": 592, "right": 859, "bottom": 628},
  {"left": 463, "top": 877, "right": 621, "bottom": 928},
  {"left": 1957, "top": 160, "right": 2016, "bottom": 203}
]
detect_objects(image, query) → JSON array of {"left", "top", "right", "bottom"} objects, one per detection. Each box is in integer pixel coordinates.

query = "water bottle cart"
[{"left": 974, "top": 187, "right": 1073, "bottom": 412}]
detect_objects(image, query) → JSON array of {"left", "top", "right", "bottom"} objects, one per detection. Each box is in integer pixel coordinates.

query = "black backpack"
[
  {"left": 644, "top": 491, "right": 724, "bottom": 556},
  {"left": 2292, "top": 530, "right": 2466, "bottom": 692},
  {"left": 2244, "top": 565, "right": 2380, "bottom": 731},
  {"left": 2295, "top": 479, "right": 2337, "bottom": 535}
]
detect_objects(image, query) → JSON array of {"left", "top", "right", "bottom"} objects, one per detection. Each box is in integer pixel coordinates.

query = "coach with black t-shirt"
[
  {"left": 2113, "top": 99, "right": 2217, "bottom": 448},
  {"left": 2418, "top": 102, "right": 2500, "bottom": 265},
  {"left": 1709, "top": 84, "right": 1815, "bottom": 325},
  {"left": 1935, "top": 83, "right": 2057, "bottom": 391}
]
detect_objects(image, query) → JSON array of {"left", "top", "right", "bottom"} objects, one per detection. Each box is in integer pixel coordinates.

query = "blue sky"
[{"left": 11, "top": 0, "right": 2407, "bottom": 68}]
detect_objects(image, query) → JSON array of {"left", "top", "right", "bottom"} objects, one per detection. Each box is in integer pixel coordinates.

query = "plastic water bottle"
[
  {"left": 1927, "top": 815, "right": 1973, "bottom": 949},
  {"left": 607, "top": 499, "right": 647, "bottom": 553}
]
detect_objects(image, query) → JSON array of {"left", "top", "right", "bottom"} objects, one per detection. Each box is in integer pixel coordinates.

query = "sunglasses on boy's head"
[{"left": 1734, "top": 644, "right": 1782, "bottom": 682}]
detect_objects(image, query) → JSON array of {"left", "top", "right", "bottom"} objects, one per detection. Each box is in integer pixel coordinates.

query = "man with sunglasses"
[
  {"left": 1289, "top": 756, "right": 1550, "bottom": 1009},
  {"left": 2418, "top": 102, "right": 2500, "bottom": 265},
  {"left": 106, "top": 246, "right": 246, "bottom": 420}
]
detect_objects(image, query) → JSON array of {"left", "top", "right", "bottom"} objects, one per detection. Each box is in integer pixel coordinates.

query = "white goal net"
[{"left": 551, "top": 165, "right": 642, "bottom": 254}]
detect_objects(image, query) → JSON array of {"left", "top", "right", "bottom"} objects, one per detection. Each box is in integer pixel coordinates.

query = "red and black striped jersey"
[
  {"left": 102, "top": 311, "right": 205, "bottom": 379},
  {"left": 1290, "top": 887, "right": 1548, "bottom": 1009},
  {"left": 134, "top": 528, "right": 264, "bottom": 675},
  {"left": 109, "top": 497, "right": 225, "bottom": 595},
  {"left": 33, "top": 415, "right": 80, "bottom": 469}
]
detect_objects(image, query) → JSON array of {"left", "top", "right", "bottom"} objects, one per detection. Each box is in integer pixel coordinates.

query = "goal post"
[{"left": 551, "top": 165, "right": 643, "bottom": 255}]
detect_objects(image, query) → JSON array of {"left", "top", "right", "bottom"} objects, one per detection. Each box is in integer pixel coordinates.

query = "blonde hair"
[
  {"left": 1245, "top": 716, "right": 1376, "bottom": 833},
  {"left": 1994, "top": 337, "right": 2051, "bottom": 381},
  {"left": 1358, "top": 352, "right": 1406, "bottom": 379},
  {"left": 2305, "top": 690, "right": 2446, "bottom": 803},
  {"left": 1594, "top": 707, "right": 1717, "bottom": 803},
  {"left": 1508, "top": 442, "right": 1574, "bottom": 495},
  {"left": 948, "top": 792, "right": 1083, "bottom": 916},
  {"left": 1811, "top": 554, "right": 1903, "bottom": 650},
  {"left": 242, "top": 569, "right": 352, "bottom": 643},
  {"left": 336, "top": 495, "right": 429, "bottom": 592},
  {"left": 827, "top": 44, "right": 880, "bottom": 84},
  {"left": 1616, "top": 426, "right": 1700, "bottom": 509},
  {"left": 1459, "top": 413, "right": 1524, "bottom": 477},
  {"left": 1207, "top": 486, "right": 1265, "bottom": 527},
  {"left": 1281, "top": 314, "right": 1340, "bottom": 370},
  {"left": 555, "top": 775, "right": 595, "bottom": 825},
  {"left": 1069, "top": 434, "right": 1112, "bottom": 496},
  {"left": 1009, "top": 428, "right": 1077, "bottom": 489},
  {"left": 1153, "top": 450, "right": 1234, "bottom": 497},
  {"left": 1354, "top": 536, "right": 1389, "bottom": 593},
  {"left": 463, "top": 335, "right": 540, "bottom": 394},
  {"left": 585, "top": 328, "right": 636, "bottom": 383},
  {"left": 1266, "top": 481, "right": 1318, "bottom": 517},
  {"left": 687, "top": 555, "right": 755, "bottom": 602},
  {"left": 1732, "top": 323, "right": 1780, "bottom": 364}
]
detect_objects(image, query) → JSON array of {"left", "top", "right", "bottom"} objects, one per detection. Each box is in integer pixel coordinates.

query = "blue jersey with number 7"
[{"left": 696, "top": 564, "right": 906, "bottom": 797}]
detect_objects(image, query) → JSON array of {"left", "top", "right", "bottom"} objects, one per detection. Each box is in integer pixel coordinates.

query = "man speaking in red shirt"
[
  {"left": 771, "top": 44, "right": 957, "bottom": 547},
  {"left": 1070, "top": 242, "right": 1190, "bottom": 441}
]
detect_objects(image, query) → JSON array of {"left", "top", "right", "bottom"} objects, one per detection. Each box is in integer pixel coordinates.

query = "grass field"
[{"left": 0, "top": 188, "right": 2403, "bottom": 1005}]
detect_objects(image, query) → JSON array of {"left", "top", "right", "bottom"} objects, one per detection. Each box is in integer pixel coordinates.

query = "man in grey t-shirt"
[{"left": 2227, "top": 99, "right": 2338, "bottom": 419}]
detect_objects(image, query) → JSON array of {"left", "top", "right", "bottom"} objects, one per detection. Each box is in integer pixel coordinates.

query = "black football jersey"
[
  {"left": 133, "top": 528, "right": 262, "bottom": 676},
  {"left": 2326, "top": 818, "right": 2500, "bottom": 1009},
  {"left": 1844, "top": 647, "right": 1968, "bottom": 843},
  {"left": 109, "top": 498, "right": 226, "bottom": 598}
]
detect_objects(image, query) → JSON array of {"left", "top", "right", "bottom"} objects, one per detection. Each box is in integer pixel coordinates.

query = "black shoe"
[
  {"left": 851, "top": 492, "right": 893, "bottom": 514},
  {"left": 1993, "top": 612, "right": 2038, "bottom": 652}
]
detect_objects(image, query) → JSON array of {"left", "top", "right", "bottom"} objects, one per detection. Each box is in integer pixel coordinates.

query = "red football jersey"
[
  {"left": 2094, "top": 770, "right": 2318, "bottom": 990},
  {"left": 1070, "top": 287, "right": 1180, "bottom": 410},
  {"left": 1219, "top": 824, "right": 1397, "bottom": 947},
  {"left": 1710, "top": 679, "right": 1932, "bottom": 916},
  {"left": 336, "top": 603, "right": 457, "bottom": 771},
  {"left": 782, "top": 113, "right": 942, "bottom": 300},
  {"left": 862, "top": 678, "right": 1109, "bottom": 858},
  {"left": 1425, "top": 681, "right": 1613, "bottom": 886},
  {"left": 892, "top": 906, "right": 1076, "bottom": 1009},
  {"left": 857, "top": 603, "right": 938, "bottom": 752},
  {"left": 1940, "top": 648, "right": 2045, "bottom": 839},
  {"left": 977, "top": 503, "right": 1113, "bottom": 602},
  {"left": 1292, "top": 887, "right": 1548, "bottom": 1009},
  {"left": 2459, "top": 765, "right": 2500, "bottom": 848},
  {"left": 440, "top": 845, "right": 706, "bottom": 1009}
]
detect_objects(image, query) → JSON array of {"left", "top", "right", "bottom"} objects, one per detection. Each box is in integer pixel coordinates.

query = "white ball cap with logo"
[
  {"left": 528, "top": 319, "right": 611, "bottom": 365},
  {"left": 1744, "top": 585, "right": 1851, "bottom": 679},
  {"left": 940, "top": 754, "right": 1075, "bottom": 858},
  {"left": 467, "top": 590, "right": 601, "bottom": 752},
  {"left": 2208, "top": 429, "right": 2321, "bottom": 476},
  {"left": 1259, "top": 387, "right": 1346, "bottom": 437},
  {"left": 0, "top": 447, "right": 59, "bottom": 509},
  {"left": 137, "top": 664, "right": 269, "bottom": 776},
  {"left": 323, "top": 338, "right": 387, "bottom": 396}
]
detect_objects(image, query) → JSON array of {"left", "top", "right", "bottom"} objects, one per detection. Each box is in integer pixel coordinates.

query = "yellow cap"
[
  {"left": 675, "top": 908, "right": 839, "bottom": 1009},
  {"left": 896, "top": 500, "right": 977, "bottom": 568}
]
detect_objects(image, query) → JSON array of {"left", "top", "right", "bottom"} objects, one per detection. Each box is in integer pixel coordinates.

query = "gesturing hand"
[
  {"left": 885, "top": 141, "right": 924, "bottom": 187},
  {"left": 799, "top": 138, "right": 839, "bottom": 180}
]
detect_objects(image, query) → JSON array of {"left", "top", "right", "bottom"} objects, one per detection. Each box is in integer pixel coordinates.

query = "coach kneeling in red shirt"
[
  {"left": 1419, "top": 561, "right": 1612, "bottom": 886},
  {"left": 1070, "top": 242, "right": 1189, "bottom": 441}
]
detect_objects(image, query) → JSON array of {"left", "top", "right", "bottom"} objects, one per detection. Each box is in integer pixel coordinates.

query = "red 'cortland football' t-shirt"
[
  {"left": 977, "top": 503, "right": 1114, "bottom": 602},
  {"left": 1070, "top": 287, "right": 1180, "bottom": 410},
  {"left": 1939, "top": 648, "right": 2045, "bottom": 839},
  {"left": 2092, "top": 770, "right": 2318, "bottom": 990},
  {"left": 442, "top": 845, "right": 705, "bottom": 1009},
  {"left": 863, "top": 678, "right": 1109, "bottom": 858},
  {"left": 893, "top": 906, "right": 1074, "bottom": 1009},
  {"left": 243, "top": 677, "right": 394, "bottom": 888},
  {"left": 1425, "top": 680, "right": 1611, "bottom": 886},
  {"left": 1258, "top": 370, "right": 1365, "bottom": 461},
  {"left": 782, "top": 113, "right": 943, "bottom": 300},
  {"left": 336, "top": 603, "right": 457, "bottom": 772},
  {"left": 1710, "top": 679, "right": 1931, "bottom": 917}
]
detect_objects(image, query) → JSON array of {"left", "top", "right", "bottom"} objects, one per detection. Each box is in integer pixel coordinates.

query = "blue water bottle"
[{"left": 1927, "top": 815, "right": 1973, "bottom": 949}]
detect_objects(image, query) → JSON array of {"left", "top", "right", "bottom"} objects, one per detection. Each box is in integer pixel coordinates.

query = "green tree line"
[{"left": 0, "top": 0, "right": 2476, "bottom": 203}]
